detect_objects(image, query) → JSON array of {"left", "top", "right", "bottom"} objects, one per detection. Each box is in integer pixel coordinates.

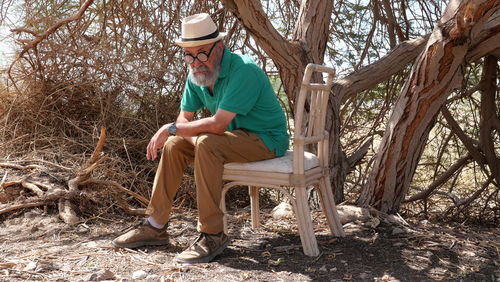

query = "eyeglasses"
[{"left": 183, "top": 42, "right": 218, "bottom": 64}]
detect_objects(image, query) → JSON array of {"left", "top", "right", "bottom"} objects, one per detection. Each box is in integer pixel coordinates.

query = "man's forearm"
[
  {"left": 170, "top": 108, "right": 235, "bottom": 138},
  {"left": 174, "top": 116, "right": 224, "bottom": 137}
]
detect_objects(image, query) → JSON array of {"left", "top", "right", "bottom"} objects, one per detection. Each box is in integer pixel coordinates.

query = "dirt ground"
[{"left": 0, "top": 205, "right": 498, "bottom": 282}]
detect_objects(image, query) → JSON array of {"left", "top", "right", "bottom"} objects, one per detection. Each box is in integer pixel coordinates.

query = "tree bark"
[
  {"left": 479, "top": 56, "right": 500, "bottom": 186},
  {"left": 328, "top": 35, "right": 429, "bottom": 202},
  {"left": 359, "top": 0, "right": 500, "bottom": 213}
]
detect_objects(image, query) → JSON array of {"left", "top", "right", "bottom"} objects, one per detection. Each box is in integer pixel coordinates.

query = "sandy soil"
[{"left": 0, "top": 205, "right": 498, "bottom": 281}]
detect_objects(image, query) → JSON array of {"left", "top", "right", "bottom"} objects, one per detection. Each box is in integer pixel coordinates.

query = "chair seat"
[{"left": 224, "top": 150, "right": 319, "bottom": 173}]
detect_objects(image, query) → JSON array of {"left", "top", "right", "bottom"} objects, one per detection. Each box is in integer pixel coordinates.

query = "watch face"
[{"left": 168, "top": 124, "right": 176, "bottom": 135}]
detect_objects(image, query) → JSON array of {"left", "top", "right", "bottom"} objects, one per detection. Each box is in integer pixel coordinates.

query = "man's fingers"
[
  {"left": 147, "top": 139, "right": 156, "bottom": 160},
  {"left": 151, "top": 141, "right": 157, "bottom": 160},
  {"left": 147, "top": 129, "right": 167, "bottom": 161}
]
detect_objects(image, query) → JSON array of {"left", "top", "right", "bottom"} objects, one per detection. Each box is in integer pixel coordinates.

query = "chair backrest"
[{"left": 292, "top": 64, "right": 336, "bottom": 176}]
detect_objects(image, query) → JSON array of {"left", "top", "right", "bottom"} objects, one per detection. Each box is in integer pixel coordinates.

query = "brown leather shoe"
[
  {"left": 112, "top": 221, "right": 169, "bottom": 248},
  {"left": 175, "top": 232, "right": 230, "bottom": 264}
]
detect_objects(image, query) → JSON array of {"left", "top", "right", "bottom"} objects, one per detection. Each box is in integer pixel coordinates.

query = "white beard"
[{"left": 189, "top": 63, "right": 221, "bottom": 87}]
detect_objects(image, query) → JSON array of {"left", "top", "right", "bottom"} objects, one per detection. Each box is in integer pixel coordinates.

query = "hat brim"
[{"left": 175, "top": 32, "right": 226, "bottom": 48}]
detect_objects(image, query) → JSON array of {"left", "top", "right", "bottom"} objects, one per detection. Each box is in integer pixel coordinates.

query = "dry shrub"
[
  {"left": 0, "top": 0, "right": 215, "bottom": 217},
  {"left": 0, "top": 0, "right": 285, "bottom": 220},
  {"left": 0, "top": 69, "right": 182, "bottom": 216}
]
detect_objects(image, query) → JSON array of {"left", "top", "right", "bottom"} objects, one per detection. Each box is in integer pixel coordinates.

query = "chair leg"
[
  {"left": 294, "top": 186, "right": 320, "bottom": 256},
  {"left": 318, "top": 177, "right": 345, "bottom": 237},
  {"left": 221, "top": 183, "right": 235, "bottom": 235},
  {"left": 249, "top": 186, "right": 260, "bottom": 229}
]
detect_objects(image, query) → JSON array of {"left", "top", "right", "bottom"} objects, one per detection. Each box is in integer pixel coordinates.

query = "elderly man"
[{"left": 113, "top": 13, "right": 289, "bottom": 264}]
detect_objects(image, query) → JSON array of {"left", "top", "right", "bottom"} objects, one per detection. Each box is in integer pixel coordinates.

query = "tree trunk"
[
  {"left": 328, "top": 35, "right": 429, "bottom": 202},
  {"left": 479, "top": 56, "right": 500, "bottom": 186},
  {"left": 359, "top": 0, "right": 500, "bottom": 213},
  {"left": 221, "top": 0, "right": 333, "bottom": 112}
]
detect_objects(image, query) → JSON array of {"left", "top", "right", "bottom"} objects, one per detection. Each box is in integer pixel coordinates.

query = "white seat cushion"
[{"left": 223, "top": 150, "right": 319, "bottom": 173}]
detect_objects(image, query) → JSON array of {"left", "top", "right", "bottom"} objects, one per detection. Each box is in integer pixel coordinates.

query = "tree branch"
[
  {"left": 346, "top": 137, "right": 373, "bottom": 173},
  {"left": 404, "top": 153, "right": 472, "bottom": 203},
  {"left": 449, "top": 175, "right": 493, "bottom": 218},
  {"left": 81, "top": 179, "right": 149, "bottom": 206},
  {"left": 441, "top": 107, "right": 487, "bottom": 167},
  {"left": 333, "top": 35, "right": 430, "bottom": 104},
  {"left": 8, "top": 0, "right": 95, "bottom": 83},
  {"left": 479, "top": 55, "right": 500, "bottom": 186}
]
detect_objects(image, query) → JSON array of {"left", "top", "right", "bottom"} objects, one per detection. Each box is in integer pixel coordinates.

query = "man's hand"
[
  {"left": 146, "top": 108, "right": 234, "bottom": 160},
  {"left": 147, "top": 123, "right": 171, "bottom": 161}
]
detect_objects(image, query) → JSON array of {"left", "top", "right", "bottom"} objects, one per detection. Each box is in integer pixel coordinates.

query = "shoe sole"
[
  {"left": 175, "top": 237, "right": 230, "bottom": 264},
  {"left": 112, "top": 239, "right": 169, "bottom": 249}
]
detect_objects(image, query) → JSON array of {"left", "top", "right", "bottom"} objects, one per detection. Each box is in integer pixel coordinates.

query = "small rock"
[
  {"left": 132, "top": 270, "right": 148, "bottom": 280},
  {"left": 330, "top": 267, "right": 337, "bottom": 272},
  {"left": 462, "top": 250, "right": 476, "bottom": 257},
  {"left": 386, "top": 214, "right": 408, "bottom": 226},
  {"left": 240, "top": 272, "right": 252, "bottom": 280},
  {"left": 83, "top": 241, "right": 98, "bottom": 248},
  {"left": 419, "top": 219, "right": 429, "bottom": 226},
  {"left": 336, "top": 205, "right": 372, "bottom": 224},
  {"left": 77, "top": 224, "right": 90, "bottom": 233},
  {"left": 23, "top": 261, "right": 37, "bottom": 272},
  {"left": 146, "top": 274, "right": 159, "bottom": 280},
  {"left": 319, "top": 265, "right": 327, "bottom": 272},
  {"left": 365, "top": 217, "right": 380, "bottom": 228},
  {"left": 392, "top": 227, "right": 405, "bottom": 235},
  {"left": 393, "top": 242, "right": 405, "bottom": 247},
  {"left": 359, "top": 272, "right": 369, "bottom": 279},
  {"left": 88, "top": 269, "right": 115, "bottom": 281},
  {"left": 305, "top": 267, "right": 316, "bottom": 273},
  {"left": 24, "top": 211, "right": 37, "bottom": 219},
  {"left": 271, "top": 202, "right": 293, "bottom": 219},
  {"left": 58, "top": 199, "right": 79, "bottom": 225}
]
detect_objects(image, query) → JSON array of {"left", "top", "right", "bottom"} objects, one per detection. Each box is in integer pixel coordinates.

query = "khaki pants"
[{"left": 146, "top": 129, "right": 275, "bottom": 234}]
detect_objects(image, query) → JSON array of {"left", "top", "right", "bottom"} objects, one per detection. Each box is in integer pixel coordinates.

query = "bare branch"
[
  {"left": 8, "top": 0, "right": 95, "bottom": 82},
  {"left": 81, "top": 179, "right": 149, "bottom": 206},
  {"left": 346, "top": 137, "right": 373, "bottom": 172},
  {"left": 404, "top": 154, "right": 472, "bottom": 203},
  {"left": 450, "top": 175, "right": 494, "bottom": 218},
  {"left": 334, "top": 35, "right": 430, "bottom": 104},
  {"left": 441, "top": 107, "right": 487, "bottom": 167}
]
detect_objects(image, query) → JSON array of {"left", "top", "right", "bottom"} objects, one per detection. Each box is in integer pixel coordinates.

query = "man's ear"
[{"left": 216, "top": 41, "right": 224, "bottom": 59}]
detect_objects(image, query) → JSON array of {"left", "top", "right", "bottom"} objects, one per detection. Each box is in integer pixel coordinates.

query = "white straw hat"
[{"left": 175, "top": 13, "right": 226, "bottom": 47}]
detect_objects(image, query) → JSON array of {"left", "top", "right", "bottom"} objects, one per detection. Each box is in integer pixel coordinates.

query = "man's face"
[{"left": 184, "top": 41, "right": 222, "bottom": 87}]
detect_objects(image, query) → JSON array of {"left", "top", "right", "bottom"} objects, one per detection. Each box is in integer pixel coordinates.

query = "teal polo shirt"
[{"left": 181, "top": 46, "right": 290, "bottom": 157}]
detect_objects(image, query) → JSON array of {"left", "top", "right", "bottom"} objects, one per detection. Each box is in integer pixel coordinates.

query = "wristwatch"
[{"left": 167, "top": 122, "right": 177, "bottom": 136}]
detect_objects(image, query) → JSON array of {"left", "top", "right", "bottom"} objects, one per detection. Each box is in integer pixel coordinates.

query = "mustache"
[{"left": 190, "top": 65, "right": 210, "bottom": 74}]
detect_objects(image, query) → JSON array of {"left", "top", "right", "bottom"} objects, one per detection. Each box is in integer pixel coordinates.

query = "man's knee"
[
  {"left": 195, "top": 133, "right": 218, "bottom": 150},
  {"left": 163, "top": 136, "right": 189, "bottom": 154}
]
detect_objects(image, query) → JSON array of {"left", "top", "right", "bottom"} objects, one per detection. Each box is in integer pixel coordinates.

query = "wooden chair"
[{"left": 221, "top": 63, "right": 345, "bottom": 257}]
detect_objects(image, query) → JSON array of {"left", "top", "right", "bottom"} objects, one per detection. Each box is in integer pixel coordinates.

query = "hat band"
[{"left": 181, "top": 30, "right": 219, "bottom": 42}]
